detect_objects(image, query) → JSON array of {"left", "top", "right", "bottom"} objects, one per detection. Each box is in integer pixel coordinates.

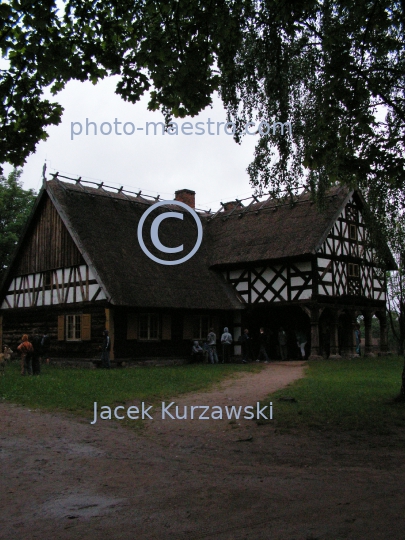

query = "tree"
[
  {"left": 1, "top": 1, "right": 404, "bottom": 209},
  {"left": 387, "top": 250, "right": 405, "bottom": 401},
  {"left": 0, "top": 169, "right": 36, "bottom": 280}
]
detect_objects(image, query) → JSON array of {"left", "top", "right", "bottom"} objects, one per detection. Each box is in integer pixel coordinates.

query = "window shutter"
[
  {"left": 183, "top": 316, "right": 193, "bottom": 340},
  {"left": 127, "top": 314, "right": 138, "bottom": 340},
  {"left": 81, "top": 314, "right": 91, "bottom": 341},
  {"left": 57, "top": 315, "right": 65, "bottom": 341},
  {"left": 162, "top": 314, "right": 171, "bottom": 340}
]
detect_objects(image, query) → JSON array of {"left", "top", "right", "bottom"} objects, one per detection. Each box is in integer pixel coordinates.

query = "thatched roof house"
[{"left": 0, "top": 176, "right": 394, "bottom": 361}]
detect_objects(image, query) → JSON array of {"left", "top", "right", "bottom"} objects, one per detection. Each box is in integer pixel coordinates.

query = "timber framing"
[{"left": 0, "top": 177, "right": 396, "bottom": 361}]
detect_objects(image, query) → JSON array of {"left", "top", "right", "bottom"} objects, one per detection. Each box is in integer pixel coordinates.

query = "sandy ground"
[{"left": 1, "top": 361, "right": 405, "bottom": 540}]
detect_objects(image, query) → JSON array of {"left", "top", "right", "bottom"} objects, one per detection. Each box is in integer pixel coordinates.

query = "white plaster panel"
[
  {"left": 262, "top": 268, "right": 274, "bottom": 282},
  {"left": 253, "top": 280, "right": 266, "bottom": 293},
  {"left": 264, "top": 290, "right": 274, "bottom": 301},
  {"left": 291, "top": 276, "right": 305, "bottom": 287},
  {"left": 296, "top": 288, "right": 312, "bottom": 300},
  {"left": 236, "top": 282, "right": 247, "bottom": 293},
  {"left": 251, "top": 290, "right": 258, "bottom": 302},
  {"left": 66, "top": 288, "right": 75, "bottom": 303},
  {"left": 98, "top": 289, "right": 107, "bottom": 300},
  {"left": 273, "top": 277, "right": 286, "bottom": 292}
]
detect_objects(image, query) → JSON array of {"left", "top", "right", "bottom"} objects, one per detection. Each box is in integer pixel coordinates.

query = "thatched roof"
[
  {"left": 2, "top": 179, "right": 394, "bottom": 311},
  {"left": 46, "top": 179, "right": 242, "bottom": 310},
  {"left": 206, "top": 187, "right": 349, "bottom": 267}
]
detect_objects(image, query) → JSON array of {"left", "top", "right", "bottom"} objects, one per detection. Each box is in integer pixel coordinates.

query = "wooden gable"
[
  {"left": 1, "top": 192, "right": 107, "bottom": 310},
  {"left": 14, "top": 194, "right": 84, "bottom": 275}
]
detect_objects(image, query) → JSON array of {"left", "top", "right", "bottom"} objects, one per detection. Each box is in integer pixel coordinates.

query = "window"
[
  {"left": 139, "top": 313, "right": 160, "bottom": 340},
  {"left": 348, "top": 263, "right": 360, "bottom": 277},
  {"left": 193, "top": 316, "right": 210, "bottom": 340},
  {"left": 349, "top": 224, "right": 357, "bottom": 241},
  {"left": 66, "top": 314, "right": 81, "bottom": 341}
]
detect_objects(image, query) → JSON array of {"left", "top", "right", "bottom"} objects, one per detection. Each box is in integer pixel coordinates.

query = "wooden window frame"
[
  {"left": 66, "top": 314, "right": 82, "bottom": 341},
  {"left": 348, "top": 263, "right": 360, "bottom": 278},
  {"left": 192, "top": 315, "right": 210, "bottom": 340},
  {"left": 138, "top": 313, "right": 160, "bottom": 341},
  {"left": 349, "top": 224, "right": 357, "bottom": 241}
]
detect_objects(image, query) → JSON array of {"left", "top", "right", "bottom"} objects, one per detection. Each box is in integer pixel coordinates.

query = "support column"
[
  {"left": 306, "top": 306, "right": 323, "bottom": 360},
  {"left": 363, "top": 311, "right": 374, "bottom": 357},
  {"left": 329, "top": 310, "right": 341, "bottom": 359}
]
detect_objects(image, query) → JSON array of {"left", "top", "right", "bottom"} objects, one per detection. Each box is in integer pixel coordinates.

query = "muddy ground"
[{"left": 1, "top": 361, "right": 404, "bottom": 539}]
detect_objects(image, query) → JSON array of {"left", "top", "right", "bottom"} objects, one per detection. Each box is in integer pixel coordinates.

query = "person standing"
[
  {"left": 207, "top": 328, "right": 219, "bottom": 364},
  {"left": 220, "top": 327, "right": 233, "bottom": 363},
  {"left": 278, "top": 327, "right": 288, "bottom": 360},
  {"left": 239, "top": 328, "right": 253, "bottom": 363},
  {"left": 296, "top": 330, "right": 307, "bottom": 359},
  {"left": 41, "top": 329, "right": 51, "bottom": 364},
  {"left": 257, "top": 327, "right": 270, "bottom": 362},
  {"left": 17, "top": 334, "right": 34, "bottom": 375},
  {"left": 354, "top": 324, "right": 361, "bottom": 356},
  {"left": 101, "top": 329, "right": 111, "bottom": 369}
]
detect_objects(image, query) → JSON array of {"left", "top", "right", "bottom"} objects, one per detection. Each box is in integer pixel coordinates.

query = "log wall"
[{"left": 14, "top": 195, "right": 84, "bottom": 275}]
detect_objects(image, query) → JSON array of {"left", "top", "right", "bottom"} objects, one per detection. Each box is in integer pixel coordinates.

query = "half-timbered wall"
[
  {"left": 223, "top": 262, "right": 312, "bottom": 304},
  {"left": 1, "top": 265, "right": 106, "bottom": 309},
  {"left": 14, "top": 195, "right": 83, "bottom": 275},
  {"left": 316, "top": 196, "right": 386, "bottom": 300}
]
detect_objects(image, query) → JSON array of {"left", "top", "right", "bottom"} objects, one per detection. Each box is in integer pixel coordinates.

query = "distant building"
[{"left": 0, "top": 177, "right": 395, "bottom": 361}]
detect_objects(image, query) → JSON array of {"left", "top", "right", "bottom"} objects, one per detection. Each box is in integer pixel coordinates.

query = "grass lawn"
[
  {"left": 0, "top": 362, "right": 262, "bottom": 418},
  {"left": 267, "top": 355, "right": 405, "bottom": 434}
]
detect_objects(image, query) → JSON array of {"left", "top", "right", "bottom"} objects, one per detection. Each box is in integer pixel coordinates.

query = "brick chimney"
[{"left": 174, "top": 189, "right": 196, "bottom": 208}]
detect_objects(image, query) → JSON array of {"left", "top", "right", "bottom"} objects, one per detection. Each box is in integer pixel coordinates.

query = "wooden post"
[
  {"left": 363, "top": 311, "right": 374, "bottom": 357},
  {"left": 302, "top": 306, "right": 323, "bottom": 360},
  {"left": 329, "top": 310, "right": 341, "bottom": 359}
]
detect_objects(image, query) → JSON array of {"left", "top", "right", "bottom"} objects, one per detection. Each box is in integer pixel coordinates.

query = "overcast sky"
[{"left": 6, "top": 76, "right": 263, "bottom": 211}]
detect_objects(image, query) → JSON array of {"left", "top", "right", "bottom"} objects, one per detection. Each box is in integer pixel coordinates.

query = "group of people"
[
  {"left": 191, "top": 325, "right": 308, "bottom": 364},
  {"left": 14, "top": 331, "right": 51, "bottom": 376},
  {"left": 192, "top": 327, "right": 233, "bottom": 364}
]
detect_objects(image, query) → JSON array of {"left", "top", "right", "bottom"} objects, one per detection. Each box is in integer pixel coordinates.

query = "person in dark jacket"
[
  {"left": 41, "top": 330, "right": 51, "bottom": 364},
  {"left": 101, "top": 329, "right": 111, "bottom": 369},
  {"left": 31, "top": 331, "right": 43, "bottom": 375},
  {"left": 256, "top": 327, "right": 270, "bottom": 362},
  {"left": 239, "top": 328, "right": 253, "bottom": 363}
]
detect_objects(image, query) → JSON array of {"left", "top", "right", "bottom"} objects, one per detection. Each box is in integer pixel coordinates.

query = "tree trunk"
[{"left": 399, "top": 359, "right": 405, "bottom": 401}]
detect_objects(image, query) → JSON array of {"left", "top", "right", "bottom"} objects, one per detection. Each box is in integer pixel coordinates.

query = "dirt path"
[{"left": 1, "top": 361, "right": 405, "bottom": 540}]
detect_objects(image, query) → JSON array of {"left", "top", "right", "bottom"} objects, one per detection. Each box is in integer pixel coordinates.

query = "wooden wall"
[
  {"left": 14, "top": 195, "right": 84, "bottom": 275},
  {"left": 2, "top": 303, "right": 107, "bottom": 359}
]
